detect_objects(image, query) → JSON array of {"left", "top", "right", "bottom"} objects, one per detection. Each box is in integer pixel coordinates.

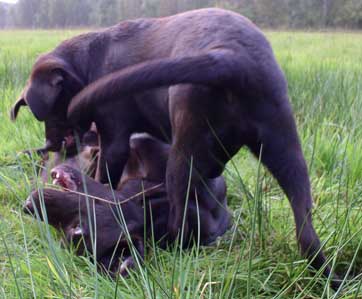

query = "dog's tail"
[{"left": 67, "top": 50, "right": 257, "bottom": 122}]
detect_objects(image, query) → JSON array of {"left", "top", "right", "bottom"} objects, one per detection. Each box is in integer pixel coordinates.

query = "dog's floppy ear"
[
  {"left": 26, "top": 55, "right": 84, "bottom": 121},
  {"left": 10, "top": 96, "right": 27, "bottom": 121}
]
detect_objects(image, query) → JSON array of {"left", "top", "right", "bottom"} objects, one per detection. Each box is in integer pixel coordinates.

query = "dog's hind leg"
[
  {"left": 166, "top": 85, "right": 232, "bottom": 242},
  {"left": 247, "top": 102, "right": 340, "bottom": 289}
]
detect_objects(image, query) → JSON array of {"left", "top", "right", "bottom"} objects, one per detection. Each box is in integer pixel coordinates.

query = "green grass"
[{"left": 1, "top": 30, "right": 362, "bottom": 298}]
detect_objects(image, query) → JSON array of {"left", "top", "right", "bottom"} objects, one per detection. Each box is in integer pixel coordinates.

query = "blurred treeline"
[{"left": 0, "top": 0, "right": 362, "bottom": 29}]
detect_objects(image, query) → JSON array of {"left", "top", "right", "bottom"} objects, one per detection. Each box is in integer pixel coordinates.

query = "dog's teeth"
[
  {"left": 73, "top": 227, "right": 83, "bottom": 235},
  {"left": 25, "top": 197, "right": 31, "bottom": 206}
]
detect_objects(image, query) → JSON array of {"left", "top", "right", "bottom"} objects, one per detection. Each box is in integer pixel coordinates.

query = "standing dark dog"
[
  {"left": 68, "top": 9, "right": 339, "bottom": 286},
  {"left": 13, "top": 8, "right": 338, "bottom": 286}
]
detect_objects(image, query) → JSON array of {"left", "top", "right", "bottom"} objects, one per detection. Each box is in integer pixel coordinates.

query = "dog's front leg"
[{"left": 96, "top": 132, "right": 131, "bottom": 189}]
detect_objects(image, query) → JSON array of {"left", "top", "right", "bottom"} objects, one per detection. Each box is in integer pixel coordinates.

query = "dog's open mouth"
[{"left": 51, "top": 167, "right": 78, "bottom": 191}]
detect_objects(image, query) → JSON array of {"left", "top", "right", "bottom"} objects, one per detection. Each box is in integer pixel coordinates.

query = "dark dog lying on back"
[
  {"left": 24, "top": 134, "right": 231, "bottom": 276},
  {"left": 25, "top": 165, "right": 163, "bottom": 276}
]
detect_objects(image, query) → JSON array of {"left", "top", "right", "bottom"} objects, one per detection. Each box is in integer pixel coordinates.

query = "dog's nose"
[{"left": 23, "top": 196, "right": 34, "bottom": 214}]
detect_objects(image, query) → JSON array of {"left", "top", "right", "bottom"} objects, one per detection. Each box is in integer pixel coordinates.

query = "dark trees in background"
[
  {"left": 92, "top": 0, "right": 119, "bottom": 26},
  {"left": 0, "top": 0, "right": 361, "bottom": 29},
  {"left": 120, "top": 0, "right": 143, "bottom": 19},
  {"left": 49, "top": 0, "right": 67, "bottom": 27},
  {"left": 0, "top": 4, "right": 7, "bottom": 28},
  {"left": 159, "top": 0, "right": 178, "bottom": 16}
]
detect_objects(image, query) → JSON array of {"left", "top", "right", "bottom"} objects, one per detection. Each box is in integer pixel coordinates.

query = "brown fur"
[
  {"left": 14, "top": 8, "right": 340, "bottom": 287},
  {"left": 24, "top": 134, "right": 230, "bottom": 275}
]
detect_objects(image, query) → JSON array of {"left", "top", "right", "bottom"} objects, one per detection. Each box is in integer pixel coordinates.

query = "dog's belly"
[{"left": 199, "top": 100, "right": 254, "bottom": 177}]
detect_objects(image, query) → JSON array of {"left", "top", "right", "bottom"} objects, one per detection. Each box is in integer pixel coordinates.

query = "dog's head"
[
  {"left": 12, "top": 54, "right": 84, "bottom": 122},
  {"left": 23, "top": 188, "right": 82, "bottom": 227},
  {"left": 11, "top": 54, "right": 86, "bottom": 151}
]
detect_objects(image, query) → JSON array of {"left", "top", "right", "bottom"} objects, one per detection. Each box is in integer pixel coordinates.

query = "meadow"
[{"left": 0, "top": 30, "right": 362, "bottom": 298}]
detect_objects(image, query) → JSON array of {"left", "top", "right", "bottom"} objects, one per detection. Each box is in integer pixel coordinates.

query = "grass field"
[{"left": 1, "top": 30, "right": 362, "bottom": 298}]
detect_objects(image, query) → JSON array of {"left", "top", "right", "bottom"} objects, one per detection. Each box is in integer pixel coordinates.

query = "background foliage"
[{"left": 0, "top": 0, "right": 362, "bottom": 29}]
